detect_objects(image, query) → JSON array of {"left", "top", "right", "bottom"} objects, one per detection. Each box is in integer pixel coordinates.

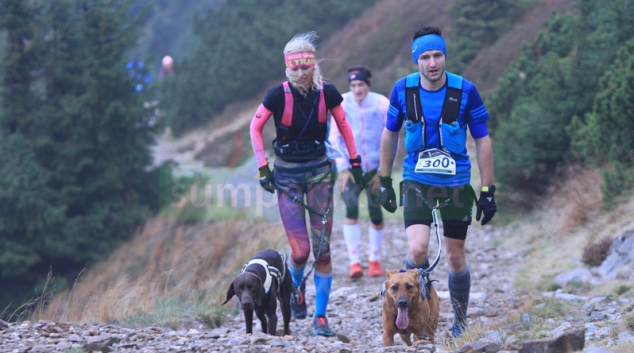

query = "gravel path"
[
  {"left": 219, "top": 219, "right": 526, "bottom": 352},
  {"left": 3, "top": 220, "right": 633, "bottom": 352}
]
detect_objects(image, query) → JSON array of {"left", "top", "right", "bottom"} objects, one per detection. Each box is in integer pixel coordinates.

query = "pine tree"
[
  {"left": 447, "top": 0, "right": 532, "bottom": 73},
  {"left": 0, "top": 0, "right": 160, "bottom": 311}
]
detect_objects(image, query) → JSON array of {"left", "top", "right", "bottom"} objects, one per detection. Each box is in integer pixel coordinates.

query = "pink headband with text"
[{"left": 284, "top": 52, "right": 316, "bottom": 68}]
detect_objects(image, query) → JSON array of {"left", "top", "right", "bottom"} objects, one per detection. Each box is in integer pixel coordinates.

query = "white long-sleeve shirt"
[{"left": 328, "top": 91, "right": 389, "bottom": 172}]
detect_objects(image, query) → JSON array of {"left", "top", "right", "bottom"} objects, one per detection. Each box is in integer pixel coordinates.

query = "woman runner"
[{"left": 249, "top": 32, "right": 363, "bottom": 337}]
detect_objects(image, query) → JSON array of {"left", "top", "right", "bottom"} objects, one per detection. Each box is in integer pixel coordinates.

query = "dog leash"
[{"left": 273, "top": 163, "right": 335, "bottom": 302}]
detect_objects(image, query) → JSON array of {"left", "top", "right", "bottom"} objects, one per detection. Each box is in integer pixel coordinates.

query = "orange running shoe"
[
  {"left": 368, "top": 260, "right": 383, "bottom": 277},
  {"left": 349, "top": 263, "right": 363, "bottom": 278}
]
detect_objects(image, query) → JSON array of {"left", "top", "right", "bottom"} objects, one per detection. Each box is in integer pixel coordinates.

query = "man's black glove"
[
  {"left": 349, "top": 156, "right": 365, "bottom": 189},
  {"left": 476, "top": 185, "right": 496, "bottom": 225},
  {"left": 258, "top": 165, "right": 276, "bottom": 194},
  {"left": 379, "top": 175, "right": 397, "bottom": 213}
]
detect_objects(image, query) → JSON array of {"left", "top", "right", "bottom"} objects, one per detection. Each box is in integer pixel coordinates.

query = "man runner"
[{"left": 378, "top": 26, "right": 497, "bottom": 338}]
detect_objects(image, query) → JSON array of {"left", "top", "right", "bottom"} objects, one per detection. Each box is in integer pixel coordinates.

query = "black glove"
[
  {"left": 349, "top": 156, "right": 365, "bottom": 189},
  {"left": 476, "top": 185, "right": 496, "bottom": 225},
  {"left": 258, "top": 165, "right": 276, "bottom": 194},
  {"left": 379, "top": 175, "right": 397, "bottom": 213}
]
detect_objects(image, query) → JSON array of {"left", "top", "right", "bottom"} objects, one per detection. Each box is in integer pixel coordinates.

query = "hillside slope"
[
  {"left": 462, "top": 0, "right": 575, "bottom": 95},
  {"left": 154, "top": 0, "right": 574, "bottom": 169}
]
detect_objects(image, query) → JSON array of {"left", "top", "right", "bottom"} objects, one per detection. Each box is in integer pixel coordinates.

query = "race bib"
[{"left": 415, "top": 148, "right": 456, "bottom": 175}]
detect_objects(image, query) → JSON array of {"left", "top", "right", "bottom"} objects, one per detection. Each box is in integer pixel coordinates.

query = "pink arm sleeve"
[
  {"left": 249, "top": 104, "right": 273, "bottom": 168},
  {"left": 331, "top": 105, "right": 358, "bottom": 159}
]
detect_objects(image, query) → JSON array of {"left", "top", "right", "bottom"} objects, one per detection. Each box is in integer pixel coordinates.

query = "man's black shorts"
[{"left": 401, "top": 180, "right": 476, "bottom": 240}]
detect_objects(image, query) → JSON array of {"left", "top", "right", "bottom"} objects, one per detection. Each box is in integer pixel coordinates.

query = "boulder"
[{"left": 519, "top": 328, "right": 584, "bottom": 353}]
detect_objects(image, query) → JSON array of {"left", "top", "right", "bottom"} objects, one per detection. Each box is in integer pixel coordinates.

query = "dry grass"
[
  {"left": 33, "top": 218, "right": 287, "bottom": 327},
  {"left": 437, "top": 295, "right": 579, "bottom": 351},
  {"left": 582, "top": 236, "right": 614, "bottom": 266}
]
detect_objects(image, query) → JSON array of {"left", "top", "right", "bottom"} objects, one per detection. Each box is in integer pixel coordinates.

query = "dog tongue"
[{"left": 396, "top": 307, "right": 409, "bottom": 330}]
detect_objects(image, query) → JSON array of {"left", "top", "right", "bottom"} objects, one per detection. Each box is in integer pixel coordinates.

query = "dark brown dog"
[
  {"left": 382, "top": 269, "right": 440, "bottom": 346},
  {"left": 222, "top": 249, "right": 292, "bottom": 336}
]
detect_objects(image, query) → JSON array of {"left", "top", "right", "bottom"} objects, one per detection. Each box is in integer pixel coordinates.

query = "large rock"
[
  {"left": 553, "top": 269, "right": 592, "bottom": 286},
  {"left": 459, "top": 337, "right": 501, "bottom": 353},
  {"left": 583, "top": 346, "right": 616, "bottom": 353},
  {"left": 519, "top": 329, "right": 584, "bottom": 353},
  {"left": 83, "top": 334, "right": 121, "bottom": 353},
  {"left": 595, "top": 229, "right": 634, "bottom": 280}
]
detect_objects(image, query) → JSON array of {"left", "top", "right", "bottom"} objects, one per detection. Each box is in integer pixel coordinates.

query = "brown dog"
[
  {"left": 381, "top": 269, "right": 440, "bottom": 346},
  {"left": 222, "top": 249, "right": 292, "bottom": 336}
]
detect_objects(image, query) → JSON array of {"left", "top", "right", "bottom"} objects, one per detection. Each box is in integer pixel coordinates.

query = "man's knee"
[
  {"left": 445, "top": 250, "right": 466, "bottom": 270},
  {"left": 409, "top": 242, "right": 429, "bottom": 263}
]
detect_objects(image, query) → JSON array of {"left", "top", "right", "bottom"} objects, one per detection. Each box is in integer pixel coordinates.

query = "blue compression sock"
[
  {"left": 448, "top": 264, "right": 471, "bottom": 324},
  {"left": 314, "top": 270, "right": 333, "bottom": 318},
  {"left": 289, "top": 263, "right": 306, "bottom": 288}
]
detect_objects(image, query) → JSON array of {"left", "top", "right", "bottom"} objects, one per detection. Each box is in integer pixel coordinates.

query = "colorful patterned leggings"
[{"left": 274, "top": 157, "right": 333, "bottom": 266}]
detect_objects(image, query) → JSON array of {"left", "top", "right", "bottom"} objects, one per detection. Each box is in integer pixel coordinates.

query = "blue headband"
[{"left": 411, "top": 34, "right": 447, "bottom": 63}]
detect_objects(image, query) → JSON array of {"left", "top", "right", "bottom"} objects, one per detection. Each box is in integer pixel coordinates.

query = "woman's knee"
[
  {"left": 316, "top": 254, "right": 331, "bottom": 266},
  {"left": 291, "top": 251, "right": 310, "bottom": 266},
  {"left": 313, "top": 244, "right": 331, "bottom": 265}
]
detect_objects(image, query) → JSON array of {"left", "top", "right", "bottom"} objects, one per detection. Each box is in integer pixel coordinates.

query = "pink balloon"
[{"left": 162, "top": 56, "right": 174, "bottom": 70}]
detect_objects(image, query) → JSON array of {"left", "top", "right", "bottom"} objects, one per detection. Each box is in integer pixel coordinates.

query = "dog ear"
[
  {"left": 255, "top": 279, "right": 266, "bottom": 306},
  {"left": 386, "top": 270, "right": 397, "bottom": 278},
  {"left": 222, "top": 282, "right": 236, "bottom": 305},
  {"left": 406, "top": 269, "right": 419, "bottom": 276}
]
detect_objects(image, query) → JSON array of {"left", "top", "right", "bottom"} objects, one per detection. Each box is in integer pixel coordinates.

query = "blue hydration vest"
[{"left": 403, "top": 72, "right": 467, "bottom": 155}]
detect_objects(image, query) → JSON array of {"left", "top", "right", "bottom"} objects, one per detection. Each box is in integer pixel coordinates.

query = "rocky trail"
[{"left": 3, "top": 218, "right": 633, "bottom": 352}]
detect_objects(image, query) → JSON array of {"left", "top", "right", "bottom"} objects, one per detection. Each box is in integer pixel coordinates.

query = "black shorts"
[
  {"left": 341, "top": 169, "right": 383, "bottom": 225},
  {"left": 401, "top": 180, "right": 476, "bottom": 240}
]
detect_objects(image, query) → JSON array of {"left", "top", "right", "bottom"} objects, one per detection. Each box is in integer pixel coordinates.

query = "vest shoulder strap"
[
  {"left": 404, "top": 73, "right": 423, "bottom": 124},
  {"left": 318, "top": 86, "right": 326, "bottom": 123},
  {"left": 405, "top": 72, "right": 420, "bottom": 88},
  {"left": 442, "top": 72, "right": 463, "bottom": 125},
  {"left": 281, "top": 81, "right": 327, "bottom": 126},
  {"left": 282, "top": 81, "right": 293, "bottom": 126},
  {"left": 446, "top": 72, "right": 463, "bottom": 89}
]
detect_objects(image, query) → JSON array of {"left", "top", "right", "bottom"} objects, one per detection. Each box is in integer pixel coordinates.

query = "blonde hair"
[{"left": 284, "top": 32, "right": 323, "bottom": 93}]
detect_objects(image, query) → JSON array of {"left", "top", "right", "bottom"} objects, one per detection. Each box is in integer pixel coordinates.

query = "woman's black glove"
[
  {"left": 379, "top": 175, "right": 397, "bottom": 213},
  {"left": 258, "top": 165, "right": 276, "bottom": 194},
  {"left": 476, "top": 185, "right": 496, "bottom": 225},
  {"left": 349, "top": 156, "right": 365, "bottom": 189}
]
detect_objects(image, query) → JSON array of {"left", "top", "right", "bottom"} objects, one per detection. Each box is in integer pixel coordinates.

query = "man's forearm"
[
  {"left": 380, "top": 128, "right": 399, "bottom": 177},
  {"left": 475, "top": 135, "right": 494, "bottom": 187}
]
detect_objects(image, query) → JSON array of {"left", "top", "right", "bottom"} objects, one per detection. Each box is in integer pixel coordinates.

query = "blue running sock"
[
  {"left": 405, "top": 254, "right": 429, "bottom": 270},
  {"left": 289, "top": 263, "right": 306, "bottom": 288},
  {"left": 448, "top": 264, "right": 471, "bottom": 325},
  {"left": 314, "top": 270, "right": 333, "bottom": 318}
]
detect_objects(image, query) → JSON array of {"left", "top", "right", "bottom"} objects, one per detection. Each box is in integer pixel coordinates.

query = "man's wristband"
[{"left": 481, "top": 185, "right": 496, "bottom": 193}]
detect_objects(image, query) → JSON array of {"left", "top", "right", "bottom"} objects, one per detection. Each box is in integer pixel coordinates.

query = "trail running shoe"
[
  {"left": 349, "top": 263, "right": 363, "bottom": 278},
  {"left": 368, "top": 260, "right": 383, "bottom": 277},
  {"left": 312, "top": 315, "right": 333, "bottom": 337},
  {"left": 451, "top": 321, "right": 465, "bottom": 338},
  {"left": 290, "top": 283, "right": 307, "bottom": 320}
]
